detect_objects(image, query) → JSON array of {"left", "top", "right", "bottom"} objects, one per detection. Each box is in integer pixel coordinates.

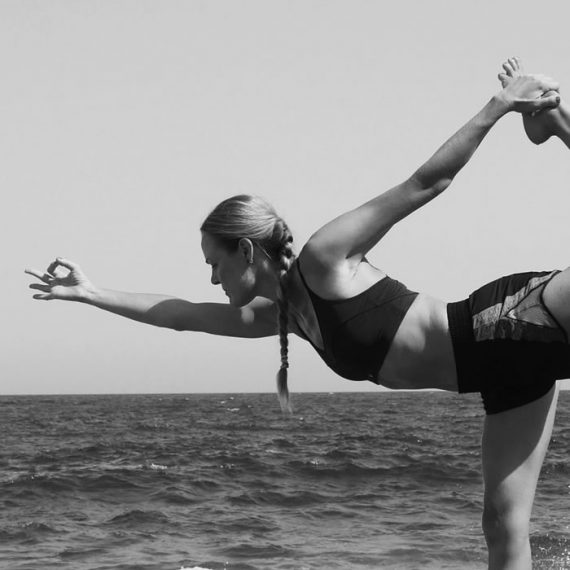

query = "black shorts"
[{"left": 447, "top": 270, "right": 570, "bottom": 414}]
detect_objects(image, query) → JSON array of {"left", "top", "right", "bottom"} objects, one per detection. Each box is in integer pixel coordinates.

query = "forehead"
[{"left": 200, "top": 232, "right": 225, "bottom": 260}]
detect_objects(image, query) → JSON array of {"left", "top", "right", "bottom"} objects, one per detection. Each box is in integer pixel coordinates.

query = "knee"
[{"left": 482, "top": 504, "right": 530, "bottom": 550}]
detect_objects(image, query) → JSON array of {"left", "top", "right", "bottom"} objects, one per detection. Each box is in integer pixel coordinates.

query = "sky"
[{"left": 3, "top": 0, "right": 570, "bottom": 395}]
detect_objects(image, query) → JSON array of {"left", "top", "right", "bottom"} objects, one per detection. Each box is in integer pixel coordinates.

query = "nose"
[{"left": 210, "top": 268, "right": 220, "bottom": 286}]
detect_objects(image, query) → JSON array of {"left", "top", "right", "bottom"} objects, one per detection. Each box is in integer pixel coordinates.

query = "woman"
[{"left": 27, "top": 59, "right": 570, "bottom": 569}]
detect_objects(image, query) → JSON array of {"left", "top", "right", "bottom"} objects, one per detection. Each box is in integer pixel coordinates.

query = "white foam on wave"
[{"left": 179, "top": 567, "right": 213, "bottom": 570}]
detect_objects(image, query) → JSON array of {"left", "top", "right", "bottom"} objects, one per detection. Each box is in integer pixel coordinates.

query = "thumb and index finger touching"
[
  {"left": 47, "top": 257, "right": 79, "bottom": 274},
  {"left": 25, "top": 257, "right": 79, "bottom": 281}
]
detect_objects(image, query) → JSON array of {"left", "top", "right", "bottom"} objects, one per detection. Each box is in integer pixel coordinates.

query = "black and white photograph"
[{"left": 4, "top": 1, "right": 570, "bottom": 568}]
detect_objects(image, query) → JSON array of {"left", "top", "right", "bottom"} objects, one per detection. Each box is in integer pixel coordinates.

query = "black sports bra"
[{"left": 295, "top": 259, "right": 418, "bottom": 382}]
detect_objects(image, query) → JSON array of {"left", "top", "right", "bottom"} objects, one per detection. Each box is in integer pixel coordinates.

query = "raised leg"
[
  {"left": 543, "top": 267, "right": 570, "bottom": 338},
  {"left": 481, "top": 384, "right": 558, "bottom": 570},
  {"left": 498, "top": 57, "right": 570, "bottom": 149}
]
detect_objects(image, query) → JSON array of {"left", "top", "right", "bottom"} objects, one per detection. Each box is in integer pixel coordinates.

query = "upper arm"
[
  {"left": 150, "top": 297, "right": 279, "bottom": 338},
  {"left": 304, "top": 176, "right": 439, "bottom": 266}
]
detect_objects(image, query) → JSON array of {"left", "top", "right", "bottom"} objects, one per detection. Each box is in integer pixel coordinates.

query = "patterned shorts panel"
[
  {"left": 451, "top": 270, "right": 570, "bottom": 414},
  {"left": 470, "top": 271, "right": 566, "bottom": 344}
]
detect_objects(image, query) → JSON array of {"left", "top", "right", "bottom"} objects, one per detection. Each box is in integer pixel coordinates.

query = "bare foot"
[
  {"left": 498, "top": 57, "right": 555, "bottom": 144},
  {"left": 498, "top": 57, "right": 570, "bottom": 148}
]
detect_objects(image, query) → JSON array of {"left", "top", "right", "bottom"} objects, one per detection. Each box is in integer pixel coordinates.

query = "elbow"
[
  {"left": 409, "top": 173, "right": 452, "bottom": 199},
  {"left": 430, "top": 178, "right": 453, "bottom": 196}
]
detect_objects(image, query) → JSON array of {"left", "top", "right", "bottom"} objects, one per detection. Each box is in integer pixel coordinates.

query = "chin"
[{"left": 229, "top": 290, "right": 255, "bottom": 308}]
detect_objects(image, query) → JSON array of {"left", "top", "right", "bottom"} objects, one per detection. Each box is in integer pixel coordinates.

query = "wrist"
[
  {"left": 79, "top": 285, "right": 101, "bottom": 304},
  {"left": 490, "top": 92, "right": 514, "bottom": 116}
]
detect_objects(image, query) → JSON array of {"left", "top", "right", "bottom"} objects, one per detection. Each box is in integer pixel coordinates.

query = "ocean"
[{"left": 1, "top": 391, "right": 569, "bottom": 570}]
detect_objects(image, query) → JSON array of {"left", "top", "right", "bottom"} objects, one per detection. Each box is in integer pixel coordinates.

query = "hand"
[
  {"left": 25, "top": 258, "right": 96, "bottom": 301},
  {"left": 498, "top": 74, "right": 560, "bottom": 114}
]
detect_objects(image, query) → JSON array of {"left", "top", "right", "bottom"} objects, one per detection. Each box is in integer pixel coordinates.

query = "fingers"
[
  {"left": 26, "top": 271, "right": 54, "bottom": 300},
  {"left": 26, "top": 257, "right": 79, "bottom": 282},
  {"left": 46, "top": 257, "right": 76, "bottom": 275},
  {"left": 53, "top": 257, "right": 79, "bottom": 272},
  {"left": 32, "top": 293, "right": 53, "bottom": 301},
  {"left": 29, "top": 283, "right": 51, "bottom": 292},
  {"left": 527, "top": 93, "right": 561, "bottom": 113},
  {"left": 24, "top": 268, "right": 55, "bottom": 283}
]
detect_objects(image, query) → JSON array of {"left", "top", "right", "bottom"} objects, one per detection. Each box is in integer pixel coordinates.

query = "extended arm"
[
  {"left": 26, "top": 258, "right": 278, "bottom": 338},
  {"left": 82, "top": 289, "right": 278, "bottom": 337},
  {"left": 304, "top": 75, "right": 560, "bottom": 268}
]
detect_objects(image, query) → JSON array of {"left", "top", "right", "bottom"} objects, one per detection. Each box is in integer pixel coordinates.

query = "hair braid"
[
  {"left": 201, "top": 195, "right": 297, "bottom": 411},
  {"left": 275, "top": 220, "right": 295, "bottom": 413}
]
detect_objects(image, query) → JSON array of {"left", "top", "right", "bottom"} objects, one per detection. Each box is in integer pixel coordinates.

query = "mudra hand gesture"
[{"left": 25, "top": 258, "right": 94, "bottom": 302}]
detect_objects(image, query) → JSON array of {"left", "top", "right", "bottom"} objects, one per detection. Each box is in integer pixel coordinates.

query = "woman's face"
[{"left": 201, "top": 232, "right": 256, "bottom": 307}]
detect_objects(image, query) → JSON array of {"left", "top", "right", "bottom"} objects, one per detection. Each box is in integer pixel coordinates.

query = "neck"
[{"left": 255, "top": 261, "right": 282, "bottom": 302}]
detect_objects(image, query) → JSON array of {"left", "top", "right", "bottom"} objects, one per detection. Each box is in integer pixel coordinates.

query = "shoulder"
[
  {"left": 296, "top": 243, "right": 351, "bottom": 297},
  {"left": 297, "top": 244, "right": 385, "bottom": 300}
]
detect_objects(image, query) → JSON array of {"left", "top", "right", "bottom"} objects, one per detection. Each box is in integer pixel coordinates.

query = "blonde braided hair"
[
  {"left": 275, "top": 219, "right": 294, "bottom": 413},
  {"left": 201, "top": 195, "right": 295, "bottom": 412}
]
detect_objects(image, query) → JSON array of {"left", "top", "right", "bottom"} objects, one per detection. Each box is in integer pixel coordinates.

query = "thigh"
[
  {"left": 482, "top": 384, "right": 559, "bottom": 521},
  {"left": 543, "top": 267, "right": 570, "bottom": 339}
]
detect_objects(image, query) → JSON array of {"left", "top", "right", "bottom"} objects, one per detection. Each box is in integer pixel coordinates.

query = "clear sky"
[{"left": 4, "top": 0, "right": 570, "bottom": 395}]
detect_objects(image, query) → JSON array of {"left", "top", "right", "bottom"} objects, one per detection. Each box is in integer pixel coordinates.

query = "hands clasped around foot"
[{"left": 498, "top": 57, "right": 568, "bottom": 146}]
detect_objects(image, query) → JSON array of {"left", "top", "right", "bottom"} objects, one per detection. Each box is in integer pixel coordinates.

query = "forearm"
[
  {"left": 82, "top": 288, "right": 187, "bottom": 329},
  {"left": 412, "top": 95, "right": 510, "bottom": 193}
]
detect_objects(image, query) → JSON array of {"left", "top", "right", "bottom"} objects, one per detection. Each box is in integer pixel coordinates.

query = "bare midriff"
[{"left": 377, "top": 294, "right": 459, "bottom": 392}]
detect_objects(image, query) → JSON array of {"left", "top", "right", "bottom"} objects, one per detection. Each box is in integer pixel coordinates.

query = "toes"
[
  {"left": 502, "top": 61, "right": 515, "bottom": 76},
  {"left": 534, "top": 74, "right": 560, "bottom": 93},
  {"left": 502, "top": 57, "right": 523, "bottom": 77},
  {"left": 511, "top": 56, "right": 523, "bottom": 73},
  {"left": 498, "top": 72, "right": 510, "bottom": 87}
]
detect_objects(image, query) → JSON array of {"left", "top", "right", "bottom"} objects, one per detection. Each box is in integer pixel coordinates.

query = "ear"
[{"left": 238, "top": 238, "right": 255, "bottom": 265}]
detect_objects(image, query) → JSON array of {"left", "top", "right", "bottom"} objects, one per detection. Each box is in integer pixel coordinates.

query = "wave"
[
  {"left": 282, "top": 456, "right": 478, "bottom": 484},
  {"left": 105, "top": 508, "right": 171, "bottom": 527},
  {"left": 0, "top": 521, "right": 60, "bottom": 543},
  {"left": 3, "top": 392, "right": 570, "bottom": 570},
  {"left": 229, "top": 488, "right": 329, "bottom": 508},
  {"left": 149, "top": 485, "right": 201, "bottom": 506},
  {"left": 218, "top": 540, "right": 295, "bottom": 559}
]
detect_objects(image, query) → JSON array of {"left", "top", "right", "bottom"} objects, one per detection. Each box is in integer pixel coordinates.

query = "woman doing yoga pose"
[{"left": 27, "top": 58, "right": 570, "bottom": 569}]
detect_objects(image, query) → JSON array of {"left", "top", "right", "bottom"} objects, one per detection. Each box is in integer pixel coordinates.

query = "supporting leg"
[{"left": 481, "top": 384, "right": 558, "bottom": 570}]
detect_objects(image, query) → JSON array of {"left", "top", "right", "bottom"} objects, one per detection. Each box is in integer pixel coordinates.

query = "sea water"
[{"left": 1, "top": 391, "right": 569, "bottom": 570}]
